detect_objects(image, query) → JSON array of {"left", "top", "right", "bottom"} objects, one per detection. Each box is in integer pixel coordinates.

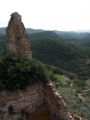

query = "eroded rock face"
[
  {"left": 0, "top": 83, "right": 85, "bottom": 120},
  {"left": 0, "top": 84, "right": 44, "bottom": 120},
  {"left": 6, "top": 12, "right": 32, "bottom": 59}
]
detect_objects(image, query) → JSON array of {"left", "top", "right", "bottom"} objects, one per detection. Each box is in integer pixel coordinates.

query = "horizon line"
[{"left": 1, "top": 26, "right": 90, "bottom": 33}]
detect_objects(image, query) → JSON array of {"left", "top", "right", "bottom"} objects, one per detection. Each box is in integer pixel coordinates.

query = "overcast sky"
[{"left": 0, "top": 0, "right": 90, "bottom": 31}]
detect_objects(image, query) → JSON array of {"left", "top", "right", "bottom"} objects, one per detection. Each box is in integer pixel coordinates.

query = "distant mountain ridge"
[
  {"left": 0, "top": 28, "right": 90, "bottom": 79},
  {"left": 1, "top": 27, "right": 90, "bottom": 35},
  {"left": 0, "top": 27, "right": 90, "bottom": 57},
  {"left": 0, "top": 27, "right": 90, "bottom": 50},
  {"left": 0, "top": 27, "right": 6, "bottom": 34},
  {"left": 26, "top": 28, "right": 44, "bottom": 34},
  {"left": 0, "top": 27, "right": 45, "bottom": 35}
]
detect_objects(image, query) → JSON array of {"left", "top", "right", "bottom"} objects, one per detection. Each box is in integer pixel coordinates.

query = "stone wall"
[{"left": 43, "top": 82, "right": 75, "bottom": 120}]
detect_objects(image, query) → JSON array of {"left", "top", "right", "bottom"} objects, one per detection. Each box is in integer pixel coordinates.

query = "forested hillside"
[{"left": 0, "top": 29, "right": 90, "bottom": 79}]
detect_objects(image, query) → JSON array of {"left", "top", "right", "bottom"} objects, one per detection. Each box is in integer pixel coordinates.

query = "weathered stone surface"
[
  {"left": 6, "top": 12, "right": 32, "bottom": 59},
  {"left": 43, "top": 82, "right": 74, "bottom": 120},
  {"left": 0, "top": 83, "right": 85, "bottom": 120},
  {"left": 0, "top": 84, "right": 44, "bottom": 120}
]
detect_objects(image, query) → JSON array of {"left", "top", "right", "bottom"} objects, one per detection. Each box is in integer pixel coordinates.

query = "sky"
[{"left": 0, "top": 0, "right": 90, "bottom": 31}]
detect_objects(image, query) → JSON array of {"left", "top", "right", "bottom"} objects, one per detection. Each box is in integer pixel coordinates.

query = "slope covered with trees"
[
  {"left": 0, "top": 31, "right": 90, "bottom": 79},
  {"left": 30, "top": 31, "right": 90, "bottom": 79}
]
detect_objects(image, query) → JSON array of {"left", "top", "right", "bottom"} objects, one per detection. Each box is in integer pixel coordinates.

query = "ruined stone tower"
[{"left": 6, "top": 12, "right": 32, "bottom": 59}]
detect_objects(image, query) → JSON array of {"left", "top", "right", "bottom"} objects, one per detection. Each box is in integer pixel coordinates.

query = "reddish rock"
[
  {"left": 0, "top": 83, "right": 86, "bottom": 120},
  {"left": 6, "top": 12, "right": 32, "bottom": 59}
]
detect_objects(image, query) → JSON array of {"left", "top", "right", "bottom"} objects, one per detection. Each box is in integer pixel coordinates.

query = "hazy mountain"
[
  {"left": 0, "top": 27, "right": 44, "bottom": 35},
  {"left": 26, "top": 28, "right": 44, "bottom": 34},
  {"left": 0, "top": 27, "right": 6, "bottom": 34},
  {"left": 53, "top": 30, "right": 90, "bottom": 44},
  {"left": 29, "top": 31, "right": 90, "bottom": 79},
  {"left": 0, "top": 29, "right": 90, "bottom": 79},
  {"left": 54, "top": 30, "right": 90, "bottom": 56}
]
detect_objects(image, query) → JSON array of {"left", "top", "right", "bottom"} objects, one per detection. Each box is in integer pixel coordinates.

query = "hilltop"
[{"left": 0, "top": 19, "right": 90, "bottom": 120}]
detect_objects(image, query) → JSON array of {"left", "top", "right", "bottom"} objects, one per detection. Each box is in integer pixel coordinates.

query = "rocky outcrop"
[
  {"left": 43, "top": 82, "right": 74, "bottom": 120},
  {"left": 6, "top": 12, "right": 32, "bottom": 59},
  {"left": 0, "top": 12, "right": 85, "bottom": 120},
  {"left": 0, "top": 83, "right": 85, "bottom": 120},
  {"left": 0, "top": 84, "right": 44, "bottom": 120}
]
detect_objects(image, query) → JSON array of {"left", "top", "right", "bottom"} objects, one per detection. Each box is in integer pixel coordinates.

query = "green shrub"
[{"left": 0, "top": 55, "right": 49, "bottom": 91}]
